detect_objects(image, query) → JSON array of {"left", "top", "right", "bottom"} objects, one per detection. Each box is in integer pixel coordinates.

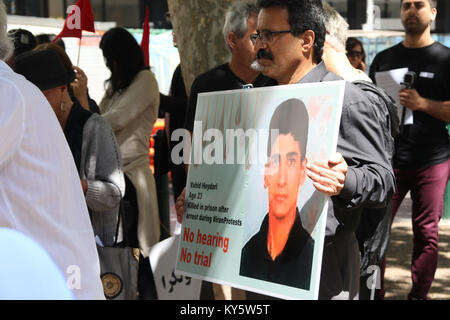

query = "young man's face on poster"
[{"left": 264, "top": 133, "right": 306, "bottom": 220}]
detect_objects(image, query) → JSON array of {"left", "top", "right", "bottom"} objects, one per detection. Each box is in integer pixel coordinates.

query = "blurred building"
[
  {"left": 4, "top": 0, "right": 171, "bottom": 29},
  {"left": 4, "top": 0, "right": 450, "bottom": 92},
  {"left": 4, "top": 0, "right": 450, "bottom": 32}
]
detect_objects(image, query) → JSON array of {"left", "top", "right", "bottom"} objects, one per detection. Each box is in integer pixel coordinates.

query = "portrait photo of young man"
[{"left": 239, "top": 98, "right": 314, "bottom": 290}]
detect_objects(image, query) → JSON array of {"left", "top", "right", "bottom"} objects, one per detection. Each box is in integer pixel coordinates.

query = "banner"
[
  {"left": 176, "top": 81, "right": 345, "bottom": 300},
  {"left": 54, "top": 0, "right": 95, "bottom": 40}
]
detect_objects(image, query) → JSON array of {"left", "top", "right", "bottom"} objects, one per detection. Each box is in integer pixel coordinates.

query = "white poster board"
[{"left": 149, "top": 235, "right": 202, "bottom": 300}]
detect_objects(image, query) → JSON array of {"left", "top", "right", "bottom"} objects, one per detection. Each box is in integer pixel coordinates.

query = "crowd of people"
[{"left": 0, "top": 0, "right": 448, "bottom": 301}]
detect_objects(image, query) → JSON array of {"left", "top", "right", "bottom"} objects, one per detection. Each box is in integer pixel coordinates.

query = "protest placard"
[
  {"left": 150, "top": 235, "right": 202, "bottom": 300},
  {"left": 176, "top": 81, "right": 345, "bottom": 299}
]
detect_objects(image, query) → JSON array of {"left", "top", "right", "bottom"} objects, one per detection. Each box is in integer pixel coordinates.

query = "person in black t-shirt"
[{"left": 370, "top": 0, "right": 450, "bottom": 300}]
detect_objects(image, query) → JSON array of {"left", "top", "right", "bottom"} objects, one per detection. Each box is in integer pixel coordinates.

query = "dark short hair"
[
  {"left": 35, "top": 33, "right": 66, "bottom": 50},
  {"left": 257, "top": 0, "right": 326, "bottom": 64},
  {"left": 267, "top": 99, "right": 309, "bottom": 161},
  {"left": 8, "top": 29, "right": 37, "bottom": 56},
  {"left": 14, "top": 49, "right": 74, "bottom": 91},
  {"left": 100, "top": 27, "right": 147, "bottom": 96},
  {"left": 34, "top": 42, "right": 75, "bottom": 81},
  {"left": 400, "top": 0, "right": 437, "bottom": 9}
]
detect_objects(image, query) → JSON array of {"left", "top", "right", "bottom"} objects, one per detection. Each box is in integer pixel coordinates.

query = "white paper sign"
[
  {"left": 375, "top": 68, "right": 413, "bottom": 125},
  {"left": 149, "top": 235, "right": 202, "bottom": 300},
  {"left": 176, "top": 81, "right": 346, "bottom": 300}
]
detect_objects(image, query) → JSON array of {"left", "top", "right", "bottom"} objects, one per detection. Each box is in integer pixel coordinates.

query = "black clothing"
[
  {"left": 308, "top": 63, "right": 395, "bottom": 236},
  {"left": 158, "top": 64, "right": 188, "bottom": 201},
  {"left": 159, "top": 64, "right": 188, "bottom": 143},
  {"left": 356, "top": 200, "right": 393, "bottom": 300},
  {"left": 240, "top": 209, "right": 314, "bottom": 290},
  {"left": 350, "top": 81, "right": 398, "bottom": 297},
  {"left": 369, "top": 42, "right": 450, "bottom": 170},
  {"left": 63, "top": 99, "right": 92, "bottom": 169},
  {"left": 184, "top": 63, "right": 276, "bottom": 132},
  {"left": 87, "top": 97, "right": 100, "bottom": 114},
  {"left": 300, "top": 62, "right": 395, "bottom": 299},
  {"left": 121, "top": 174, "right": 139, "bottom": 248},
  {"left": 69, "top": 89, "right": 100, "bottom": 114}
]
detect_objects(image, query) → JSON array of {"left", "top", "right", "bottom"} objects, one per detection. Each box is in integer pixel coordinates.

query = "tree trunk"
[{"left": 167, "top": 0, "right": 237, "bottom": 95}]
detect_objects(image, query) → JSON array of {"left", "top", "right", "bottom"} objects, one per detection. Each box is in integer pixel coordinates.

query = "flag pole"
[
  {"left": 76, "top": 38, "right": 81, "bottom": 67},
  {"left": 140, "top": 6, "right": 150, "bottom": 67}
]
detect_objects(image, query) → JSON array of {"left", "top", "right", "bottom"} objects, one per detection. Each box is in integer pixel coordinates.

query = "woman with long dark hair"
[
  {"left": 99, "top": 27, "right": 160, "bottom": 259},
  {"left": 346, "top": 37, "right": 367, "bottom": 72}
]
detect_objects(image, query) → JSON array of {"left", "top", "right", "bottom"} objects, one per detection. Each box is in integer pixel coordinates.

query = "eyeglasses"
[
  {"left": 347, "top": 50, "right": 364, "bottom": 59},
  {"left": 250, "top": 30, "right": 292, "bottom": 45}
]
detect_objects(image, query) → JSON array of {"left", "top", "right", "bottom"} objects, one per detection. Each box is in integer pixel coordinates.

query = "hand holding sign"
[
  {"left": 306, "top": 153, "right": 347, "bottom": 196},
  {"left": 176, "top": 187, "right": 187, "bottom": 223}
]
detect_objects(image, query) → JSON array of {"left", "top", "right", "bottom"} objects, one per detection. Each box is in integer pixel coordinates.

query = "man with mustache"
[
  {"left": 250, "top": 0, "right": 394, "bottom": 300},
  {"left": 370, "top": 0, "right": 450, "bottom": 300},
  {"left": 239, "top": 99, "right": 314, "bottom": 290}
]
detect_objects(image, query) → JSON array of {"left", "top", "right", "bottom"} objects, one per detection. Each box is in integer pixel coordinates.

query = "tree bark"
[{"left": 167, "top": 0, "right": 237, "bottom": 95}]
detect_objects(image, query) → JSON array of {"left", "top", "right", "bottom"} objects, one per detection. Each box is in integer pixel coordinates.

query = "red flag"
[
  {"left": 140, "top": 6, "right": 150, "bottom": 67},
  {"left": 54, "top": 0, "right": 95, "bottom": 41}
]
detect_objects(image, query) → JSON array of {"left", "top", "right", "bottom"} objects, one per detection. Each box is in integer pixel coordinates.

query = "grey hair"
[
  {"left": 322, "top": 2, "right": 348, "bottom": 52},
  {"left": 0, "top": 0, "right": 13, "bottom": 61},
  {"left": 222, "top": 0, "right": 259, "bottom": 52}
]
